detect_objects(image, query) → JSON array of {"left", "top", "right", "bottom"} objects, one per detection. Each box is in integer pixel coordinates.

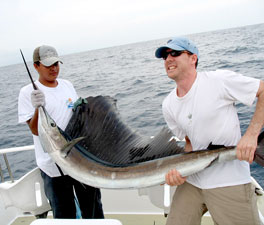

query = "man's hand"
[
  {"left": 31, "top": 89, "right": 45, "bottom": 108},
  {"left": 236, "top": 133, "right": 257, "bottom": 164},
  {"left": 165, "top": 169, "right": 186, "bottom": 186},
  {"left": 237, "top": 80, "right": 264, "bottom": 164}
]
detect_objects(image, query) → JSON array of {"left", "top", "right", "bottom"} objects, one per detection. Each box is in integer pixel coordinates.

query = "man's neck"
[
  {"left": 38, "top": 79, "right": 58, "bottom": 88},
  {"left": 175, "top": 71, "right": 197, "bottom": 97}
]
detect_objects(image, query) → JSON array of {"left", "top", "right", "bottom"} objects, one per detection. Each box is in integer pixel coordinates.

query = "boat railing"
[{"left": 0, "top": 145, "right": 34, "bottom": 183}]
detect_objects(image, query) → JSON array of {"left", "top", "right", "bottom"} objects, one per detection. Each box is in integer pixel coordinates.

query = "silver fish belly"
[{"left": 37, "top": 96, "right": 264, "bottom": 189}]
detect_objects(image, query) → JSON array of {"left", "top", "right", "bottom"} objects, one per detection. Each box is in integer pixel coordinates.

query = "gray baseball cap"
[
  {"left": 33, "top": 45, "right": 63, "bottom": 66},
  {"left": 155, "top": 37, "right": 199, "bottom": 59}
]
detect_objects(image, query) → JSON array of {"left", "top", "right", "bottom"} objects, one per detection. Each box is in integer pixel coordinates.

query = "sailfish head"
[
  {"left": 38, "top": 106, "right": 67, "bottom": 153},
  {"left": 38, "top": 106, "right": 85, "bottom": 157}
]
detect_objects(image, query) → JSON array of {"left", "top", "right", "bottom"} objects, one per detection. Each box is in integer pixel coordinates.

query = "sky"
[{"left": 0, "top": 0, "right": 264, "bottom": 67}]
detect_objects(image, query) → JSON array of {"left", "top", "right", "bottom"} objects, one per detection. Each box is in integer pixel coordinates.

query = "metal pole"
[
  {"left": 0, "top": 162, "right": 4, "bottom": 182},
  {"left": 3, "top": 154, "right": 14, "bottom": 183}
]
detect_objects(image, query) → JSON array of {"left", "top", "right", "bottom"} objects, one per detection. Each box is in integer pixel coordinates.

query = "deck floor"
[
  {"left": 11, "top": 213, "right": 214, "bottom": 225},
  {"left": 11, "top": 214, "right": 166, "bottom": 225}
]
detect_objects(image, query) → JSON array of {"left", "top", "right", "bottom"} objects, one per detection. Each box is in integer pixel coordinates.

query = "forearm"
[
  {"left": 26, "top": 109, "right": 39, "bottom": 136},
  {"left": 245, "top": 80, "right": 264, "bottom": 138},
  {"left": 237, "top": 80, "right": 264, "bottom": 163}
]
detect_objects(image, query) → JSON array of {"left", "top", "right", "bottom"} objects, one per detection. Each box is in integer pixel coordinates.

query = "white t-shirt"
[
  {"left": 18, "top": 79, "right": 78, "bottom": 177},
  {"left": 162, "top": 70, "right": 260, "bottom": 189}
]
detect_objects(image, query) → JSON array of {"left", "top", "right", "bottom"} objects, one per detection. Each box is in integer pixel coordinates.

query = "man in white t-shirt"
[
  {"left": 18, "top": 45, "right": 104, "bottom": 219},
  {"left": 155, "top": 37, "right": 264, "bottom": 225}
]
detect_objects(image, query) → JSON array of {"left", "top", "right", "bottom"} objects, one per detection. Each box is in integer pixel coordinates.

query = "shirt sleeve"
[
  {"left": 217, "top": 70, "right": 260, "bottom": 106},
  {"left": 18, "top": 86, "right": 35, "bottom": 123}
]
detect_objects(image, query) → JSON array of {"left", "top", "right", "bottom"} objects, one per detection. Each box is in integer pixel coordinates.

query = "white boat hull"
[{"left": 0, "top": 145, "right": 263, "bottom": 225}]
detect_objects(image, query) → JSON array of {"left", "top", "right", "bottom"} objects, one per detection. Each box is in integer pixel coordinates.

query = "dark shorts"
[{"left": 41, "top": 170, "right": 104, "bottom": 219}]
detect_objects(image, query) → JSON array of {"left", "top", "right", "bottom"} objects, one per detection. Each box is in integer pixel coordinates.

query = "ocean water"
[{"left": 0, "top": 23, "right": 264, "bottom": 187}]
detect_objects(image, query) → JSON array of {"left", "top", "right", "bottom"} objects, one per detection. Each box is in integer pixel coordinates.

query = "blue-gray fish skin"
[{"left": 37, "top": 97, "right": 264, "bottom": 189}]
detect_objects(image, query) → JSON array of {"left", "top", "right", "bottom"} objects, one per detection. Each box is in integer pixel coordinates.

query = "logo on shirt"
[{"left": 66, "top": 98, "right": 74, "bottom": 108}]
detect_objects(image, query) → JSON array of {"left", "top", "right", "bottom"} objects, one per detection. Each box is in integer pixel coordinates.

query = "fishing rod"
[{"left": 20, "top": 49, "right": 37, "bottom": 90}]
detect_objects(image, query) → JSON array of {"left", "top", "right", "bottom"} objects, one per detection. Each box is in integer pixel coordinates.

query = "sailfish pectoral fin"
[
  {"left": 255, "top": 130, "right": 264, "bottom": 167},
  {"left": 60, "top": 137, "right": 85, "bottom": 158}
]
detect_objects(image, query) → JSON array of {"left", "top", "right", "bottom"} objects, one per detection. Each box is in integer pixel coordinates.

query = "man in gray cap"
[
  {"left": 18, "top": 45, "right": 104, "bottom": 219},
  {"left": 155, "top": 37, "right": 264, "bottom": 225}
]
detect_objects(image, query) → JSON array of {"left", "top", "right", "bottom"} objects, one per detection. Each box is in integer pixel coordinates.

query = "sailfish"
[
  {"left": 38, "top": 95, "right": 264, "bottom": 189},
  {"left": 20, "top": 50, "right": 264, "bottom": 189}
]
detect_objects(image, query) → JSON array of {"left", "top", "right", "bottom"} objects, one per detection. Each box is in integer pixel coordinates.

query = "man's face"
[
  {"left": 163, "top": 49, "right": 195, "bottom": 80},
  {"left": 35, "top": 62, "right": 60, "bottom": 85}
]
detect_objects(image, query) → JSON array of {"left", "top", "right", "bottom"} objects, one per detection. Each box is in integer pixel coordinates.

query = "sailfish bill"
[{"left": 37, "top": 96, "right": 264, "bottom": 189}]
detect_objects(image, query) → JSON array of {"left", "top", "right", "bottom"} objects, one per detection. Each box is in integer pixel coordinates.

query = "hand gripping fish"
[{"left": 37, "top": 96, "right": 264, "bottom": 189}]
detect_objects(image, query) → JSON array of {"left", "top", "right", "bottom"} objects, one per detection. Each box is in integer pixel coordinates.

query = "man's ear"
[
  {"left": 33, "top": 63, "right": 39, "bottom": 70},
  {"left": 191, "top": 54, "right": 198, "bottom": 68}
]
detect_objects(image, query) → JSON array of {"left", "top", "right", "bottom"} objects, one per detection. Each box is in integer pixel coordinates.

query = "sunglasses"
[{"left": 162, "top": 50, "right": 188, "bottom": 60}]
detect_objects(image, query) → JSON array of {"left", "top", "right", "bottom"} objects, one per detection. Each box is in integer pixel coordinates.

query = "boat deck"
[{"left": 11, "top": 213, "right": 214, "bottom": 225}]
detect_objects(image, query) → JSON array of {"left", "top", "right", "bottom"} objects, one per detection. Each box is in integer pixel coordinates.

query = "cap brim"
[
  {"left": 155, "top": 42, "right": 189, "bottom": 58},
  {"left": 155, "top": 47, "right": 169, "bottom": 58},
  {"left": 40, "top": 57, "right": 63, "bottom": 67}
]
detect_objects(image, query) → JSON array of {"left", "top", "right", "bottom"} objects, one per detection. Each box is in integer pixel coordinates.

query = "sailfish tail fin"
[{"left": 254, "top": 130, "right": 264, "bottom": 167}]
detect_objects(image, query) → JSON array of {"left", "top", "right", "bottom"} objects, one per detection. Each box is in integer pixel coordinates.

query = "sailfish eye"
[{"left": 51, "top": 122, "right": 56, "bottom": 127}]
